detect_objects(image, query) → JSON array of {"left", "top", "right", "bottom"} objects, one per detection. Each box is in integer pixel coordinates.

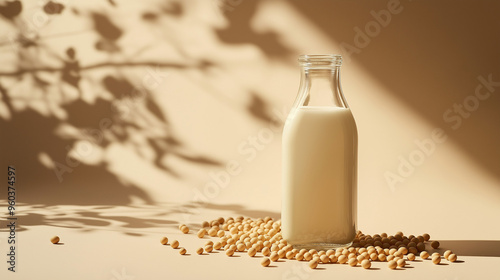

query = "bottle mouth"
[{"left": 298, "top": 54, "right": 342, "bottom": 68}]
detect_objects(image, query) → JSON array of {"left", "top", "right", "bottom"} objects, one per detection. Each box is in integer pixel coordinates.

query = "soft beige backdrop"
[{"left": 0, "top": 0, "right": 499, "bottom": 279}]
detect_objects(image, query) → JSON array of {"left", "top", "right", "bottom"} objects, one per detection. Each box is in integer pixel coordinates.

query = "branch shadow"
[
  {"left": 0, "top": 203, "right": 179, "bottom": 236},
  {"left": 0, "top": 3, "right": 264, "bottom": 210},
  {"left": 216, "top": 0, "right": 293, "bottom": 59}
]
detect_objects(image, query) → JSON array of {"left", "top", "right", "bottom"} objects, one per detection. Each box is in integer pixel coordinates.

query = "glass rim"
[{"left": 298, "top": 54, "right": 342, "bottom": 67}]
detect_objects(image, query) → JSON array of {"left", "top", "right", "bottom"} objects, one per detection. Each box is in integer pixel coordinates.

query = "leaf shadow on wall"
[{"left": 0, "top": 1, "right": 274, "bottom": 212}]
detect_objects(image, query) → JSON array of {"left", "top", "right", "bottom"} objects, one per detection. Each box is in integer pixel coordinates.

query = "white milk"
[{"left": 282, "top": 106, "right": 357, "bottom": 248}]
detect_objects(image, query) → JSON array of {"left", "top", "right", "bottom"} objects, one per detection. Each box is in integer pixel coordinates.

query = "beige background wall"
[{"left": 1, "top": 0, "right": 499, "bottom": 241}]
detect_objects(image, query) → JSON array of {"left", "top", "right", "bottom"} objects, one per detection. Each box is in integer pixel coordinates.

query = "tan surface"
[
  {"left": 1, "top": 0, "right": 499, "bottom": 279},
  {"left": 3, "top": 204, "right": 500, "bottom": 280}
]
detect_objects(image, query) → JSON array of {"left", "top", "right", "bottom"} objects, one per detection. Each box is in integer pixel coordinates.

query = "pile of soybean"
[{"left": 160, "top": 216, "right": 459, "bottom": 270}]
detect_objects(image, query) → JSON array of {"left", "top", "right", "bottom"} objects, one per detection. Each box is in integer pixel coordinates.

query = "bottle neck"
[{"left": 294, "top": 67, "right": 348, "bottom": 109}]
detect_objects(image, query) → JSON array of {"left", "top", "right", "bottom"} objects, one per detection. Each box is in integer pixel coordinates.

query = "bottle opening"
[{"left": 298, "top": 54, "right": 342, "bottom": 68}]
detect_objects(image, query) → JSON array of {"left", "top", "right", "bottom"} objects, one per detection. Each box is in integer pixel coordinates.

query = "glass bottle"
[{"left": 282, "top": 54, "right": 357, "bottom": 249}]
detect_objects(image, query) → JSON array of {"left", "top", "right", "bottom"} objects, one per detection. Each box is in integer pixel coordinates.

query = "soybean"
[
  {"left": 320, "top": 255, "right": 330, "bottom": 264},
  {"left": 443, "top": 250, "right": 452, "bottom": 260},
  {"left": 262, "top": 247, "right": 271, "bottom": 256},
  {"left": 348, "top": 258, "right": 358, "bottom": 267},
  {"left": 423, "top": 233, "right": 431, "bottom": 241},
  {"left": 278, "top": 249, "right": 286, "bottom": 259},
  {"left": 329, "top": 255, "right": 338, "bottom": 263},
  {"left": 160, "top": 237, "right": 168, "bottom": 245},
  {"left": 270, "top": 252, "right": 279, "bottom": 262},
  {"left": 180, "top": 225, "right": 189, "bottom": 234},
  {"left": 407, "top": 253, "right": 416, "bottom": 261},
  {"left": 338, "top": 255, "right": 348, "bottom": 264},
  {"left": 309, "top": 259, "right": 318, "bottom": 269},
  {"left": 304, "top": 252, "right": 312, "bottom": 261},
  {"left": 237, "top": 243, "right": 246, "bottom": 252},
  {"left": 420, "top": 251, "right": 429, "bottom": 260},
  {"left": 205, "top": 245, "right": 213, "bottom": 253},
  {"left": 295, "top": 253, "right": 304, "bottom": 261},
  {"left": 248, "top": 247, "right": 257, "bottom": 257},
  {"left": 208, "top": 228, "right": 217, "bottom": 237},
  {"left": 388, "top": 260, "right": 397, "bottom": 270},
  {"left": 361, "top": 259, "right": 371, "bottom": 269},
  {"left": 261, "top": 257, "right": 271, "bottom": 267},
  {"left": 197, "top": 229, "right": 206, "bottom": 238}
]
